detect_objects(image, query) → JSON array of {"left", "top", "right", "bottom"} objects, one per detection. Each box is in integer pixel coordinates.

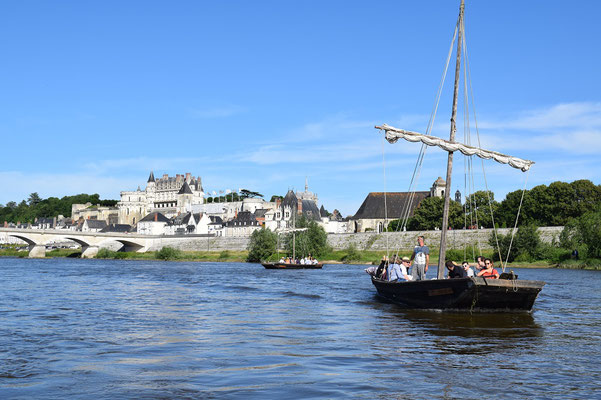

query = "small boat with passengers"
[{"left": 262, "top": 262, "right": 323, "bottom": 270}]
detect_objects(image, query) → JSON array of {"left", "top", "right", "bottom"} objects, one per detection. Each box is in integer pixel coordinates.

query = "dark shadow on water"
[
  {"left": 369, "top": 294, "right": 544, "bottom": 354},
  {"left": 397, "top": 308, "right": 542, "bottom": 339}
]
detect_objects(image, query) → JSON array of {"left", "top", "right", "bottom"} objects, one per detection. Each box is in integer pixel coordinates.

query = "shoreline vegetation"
[{"left": 1, "top": 245, "right": 599, "bottom": 270}]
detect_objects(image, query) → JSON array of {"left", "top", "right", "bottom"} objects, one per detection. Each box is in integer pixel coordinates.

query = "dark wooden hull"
[
  {"left": 371, "top": 277, "right": 545, "bottom": 312},
  {"left": 262, "top": 262, "right": 323, "bottom": 269}
]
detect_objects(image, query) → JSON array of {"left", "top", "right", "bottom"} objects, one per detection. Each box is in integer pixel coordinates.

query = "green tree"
[
  {"left": 240, "top": 189, "right": 263, "bottom": 199},
  {"left": 247, "top": 228, "right": 278, "bottom": 262},
  {"left": 28, "top": 192, "right": 41, "bottom": 206},
  {"left": 464, "top": 190, "right": 499, "bottom": 228},
  {"left": 284, "top": 220, "right": 329, "bottom": 258},
  {"left": 269, "top": 195, "right": 283, "bottom": 202},
  {"left": 560, "top": 209, "right": 601, "bottom": 259},
  {"left": 406, "top": 197, "right": 463, "bottom": 230},
  {"left": 489, "top": 224, "right": 541, "bottom": 263}
]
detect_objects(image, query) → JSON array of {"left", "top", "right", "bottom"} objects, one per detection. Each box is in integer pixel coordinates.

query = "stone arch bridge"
[{"left": 0, "top": 228, "right": 162, "bottom": 258}]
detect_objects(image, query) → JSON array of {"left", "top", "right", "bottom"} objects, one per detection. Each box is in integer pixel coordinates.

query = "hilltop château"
[{"left": 117, "top": 172, "right": 205, "bottom": 225}]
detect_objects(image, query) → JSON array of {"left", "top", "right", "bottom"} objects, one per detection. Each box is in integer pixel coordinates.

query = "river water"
[{"left": 1, "top": 258, "right": 600, "bottom": 399}]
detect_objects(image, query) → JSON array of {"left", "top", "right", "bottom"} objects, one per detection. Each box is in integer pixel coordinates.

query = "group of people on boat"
[
  {"left": 446, "top": 255, "right": 500, "bottom": 279},
  {"left": 365, "top": 235, "right": 500, "bottom": 282},
  {"left": 278, "top": 255, "right": 319, "bottom": 265}
]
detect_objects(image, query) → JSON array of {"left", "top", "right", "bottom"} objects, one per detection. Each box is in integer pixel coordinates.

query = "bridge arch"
[
  {"left": 6, "top": 234, "right": 47, "bottom": 258},
  {"left": 97, "top": 238, "right": 146, "bottom": 253}
]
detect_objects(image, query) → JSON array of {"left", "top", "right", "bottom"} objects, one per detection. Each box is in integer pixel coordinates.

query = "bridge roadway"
[{"left": 0, "top": 228, "right": 173, "bottom": 258}]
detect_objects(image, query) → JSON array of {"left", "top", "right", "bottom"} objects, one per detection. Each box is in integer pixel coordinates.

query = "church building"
[{"left": 351, "top": 177, "right": 458, "bottom": 233}]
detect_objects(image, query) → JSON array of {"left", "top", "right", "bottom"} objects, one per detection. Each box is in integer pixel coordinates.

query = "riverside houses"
[{"left": 224, "top": 211, "right": 261, "bottom": 237}]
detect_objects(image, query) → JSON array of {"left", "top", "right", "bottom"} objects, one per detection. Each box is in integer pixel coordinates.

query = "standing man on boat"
[{"left": 410, "top": 236, "right": 430, "bottom": 281}]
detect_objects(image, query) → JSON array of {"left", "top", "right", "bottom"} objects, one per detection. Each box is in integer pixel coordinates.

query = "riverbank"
[{"left": 2, "top": 247, "right": 599, "bottom": 269}]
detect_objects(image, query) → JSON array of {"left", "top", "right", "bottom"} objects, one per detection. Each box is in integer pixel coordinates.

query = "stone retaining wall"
[
  {"left": 325, "top": 226, "right": 562, "bottom": 251},
  {"left": 144, "top": 227, "right": 563, "bottom": 252}
]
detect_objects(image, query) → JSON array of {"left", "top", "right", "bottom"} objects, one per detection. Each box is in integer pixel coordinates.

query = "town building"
[
  {"left": 264, "top": 189, "right": 321, "bottom": 232},
  {"left": 224, "top": 211, "right": 262, "bottom": 237},
  {"left": 72, "top": 203, "right": 119, "bottom": 225}
]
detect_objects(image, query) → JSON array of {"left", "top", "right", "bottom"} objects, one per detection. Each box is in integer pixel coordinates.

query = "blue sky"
[{"left": 1, "top": 1, "right": 600, "bottom": 216}]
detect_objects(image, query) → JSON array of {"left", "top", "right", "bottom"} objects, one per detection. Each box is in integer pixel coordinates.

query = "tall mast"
[{"left": 438, "top": 0, "right": 464, "bottom": 279}]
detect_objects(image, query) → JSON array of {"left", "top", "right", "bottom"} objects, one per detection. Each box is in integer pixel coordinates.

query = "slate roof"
[
  {"left": 139, "top": 212, "right": 171, "bottom": 223},
  {"left": 280, "top": 190, "right": 321, "bottom": 221},
  {"left": 100, "top": 224, "right": 132, "bottom": 233},
  {"left": 301, "top": 200, "right": 321, "bottom": 221},
  {"left": 320, "top": 205, "right": 328, "bottom": 218},
  {"left": 225, "top": 211, "right": 260, "bottom": 227},
  {"left": 172, "top": 212, "right": 204, "bottom": 226},
  {"left": 84, "top": 219, "right": 107, "bottom": 229},
  {"left": 281, "top": 190, "right": 298, "bottom": 209},
  {"left": 254, "top": 209, "right": 268, "bottom": 218},
  {"left": 209, "top": 216, "right": 223, "bottom": 225},
  {"left": 148, "top": 171, "right": 155, "bottom": 183},
  {"left": 178, "top": 181, "right": 193, "bottom": 195},
  {"left": 352, "top": 192, "right": 430, "bottom": 220}
]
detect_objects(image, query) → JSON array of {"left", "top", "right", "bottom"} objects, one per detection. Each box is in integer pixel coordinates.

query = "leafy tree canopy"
[{"left": 247, "top": 228, "right": 278, "bottom": 262}]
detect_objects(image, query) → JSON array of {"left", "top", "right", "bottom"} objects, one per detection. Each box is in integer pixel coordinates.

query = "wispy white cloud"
[{"left": 480, "top": 102, "right": 601, "bottom": 131}]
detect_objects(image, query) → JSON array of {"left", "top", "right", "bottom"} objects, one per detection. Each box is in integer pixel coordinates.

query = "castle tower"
[{"left": 177, "top": 181, "right": 194, "bottom": 214}]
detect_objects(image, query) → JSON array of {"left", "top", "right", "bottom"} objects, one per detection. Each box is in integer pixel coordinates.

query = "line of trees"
[
  {"left": 389, "top": 180, "right": 601, "bottom": 231},
  {"left": 0, "top": 193, "right": 118, "bottom": 224}
]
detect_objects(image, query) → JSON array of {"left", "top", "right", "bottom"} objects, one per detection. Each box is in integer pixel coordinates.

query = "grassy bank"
[{"left": 2, "top": 246, "right": 600, "bottom": 269}]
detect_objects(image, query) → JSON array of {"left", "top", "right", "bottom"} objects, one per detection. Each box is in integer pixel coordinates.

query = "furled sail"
[{"left": 376, "top": 124, "right": 534, "bottom": 172}]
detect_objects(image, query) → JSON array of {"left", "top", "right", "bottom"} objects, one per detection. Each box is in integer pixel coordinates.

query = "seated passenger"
[
  {"left": 387, "top": 258, "right": 403, "bottom": 282},
  {"left": 279, "top": 257, "right": 285, "bottom": 263},
  {"left": 375, "top": 255, "right": 388, "bottom": 280},
  {"left": 399, "top": 256, "right": 414, "bottom": 281},
  {"left": 477, "top": 258, "right": 500, "bottom": 279},
  {"left": 388, "top": 256, "right": 412, "bottom": 282},
  {"left": 462, "top": 261, "right": 475, "bottom": 277},
  {"left": 446, "top": 260, "right": 467, "bottom": 279}
]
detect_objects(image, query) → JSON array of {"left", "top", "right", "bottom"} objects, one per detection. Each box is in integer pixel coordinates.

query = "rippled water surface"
[{"left": 1, "top": 258, "right": 600, "bottom": 399}]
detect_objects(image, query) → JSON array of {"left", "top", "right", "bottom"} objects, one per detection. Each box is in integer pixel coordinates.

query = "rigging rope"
[
  {"left": 462, "top": 18, "right": 532, "bottom": 266},
  {"left": 381, "top": 134, "right": 390, "bottom": 260},
  {"left": 389, "top": 20, "right": 460, "bottom": 258},
  {"left": 462, "top": 17, "right": 503, "bottom": 263},
  {"left": 502, "top": 169, "right": 531, "bottom": 272}
]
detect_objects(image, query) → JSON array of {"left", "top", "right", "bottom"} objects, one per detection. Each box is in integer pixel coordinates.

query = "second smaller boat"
[{"left": 262, "top": 262, "right": 323, "bottom": 269}]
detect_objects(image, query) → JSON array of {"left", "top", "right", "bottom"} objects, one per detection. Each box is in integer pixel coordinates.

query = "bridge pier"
[
  {"left": 81, "top": 245, "right": 99, "bottom": 259},
  {"left": 28, "top": 244, "right": 46, "bottom": 258}
]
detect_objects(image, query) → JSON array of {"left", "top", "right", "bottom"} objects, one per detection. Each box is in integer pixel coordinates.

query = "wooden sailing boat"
[
  {"left": 262, "top": 213, "right": 323, "bottom": 269},
  {"left": 370, "top": 0, "right": 544, "bottom": 312}
]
